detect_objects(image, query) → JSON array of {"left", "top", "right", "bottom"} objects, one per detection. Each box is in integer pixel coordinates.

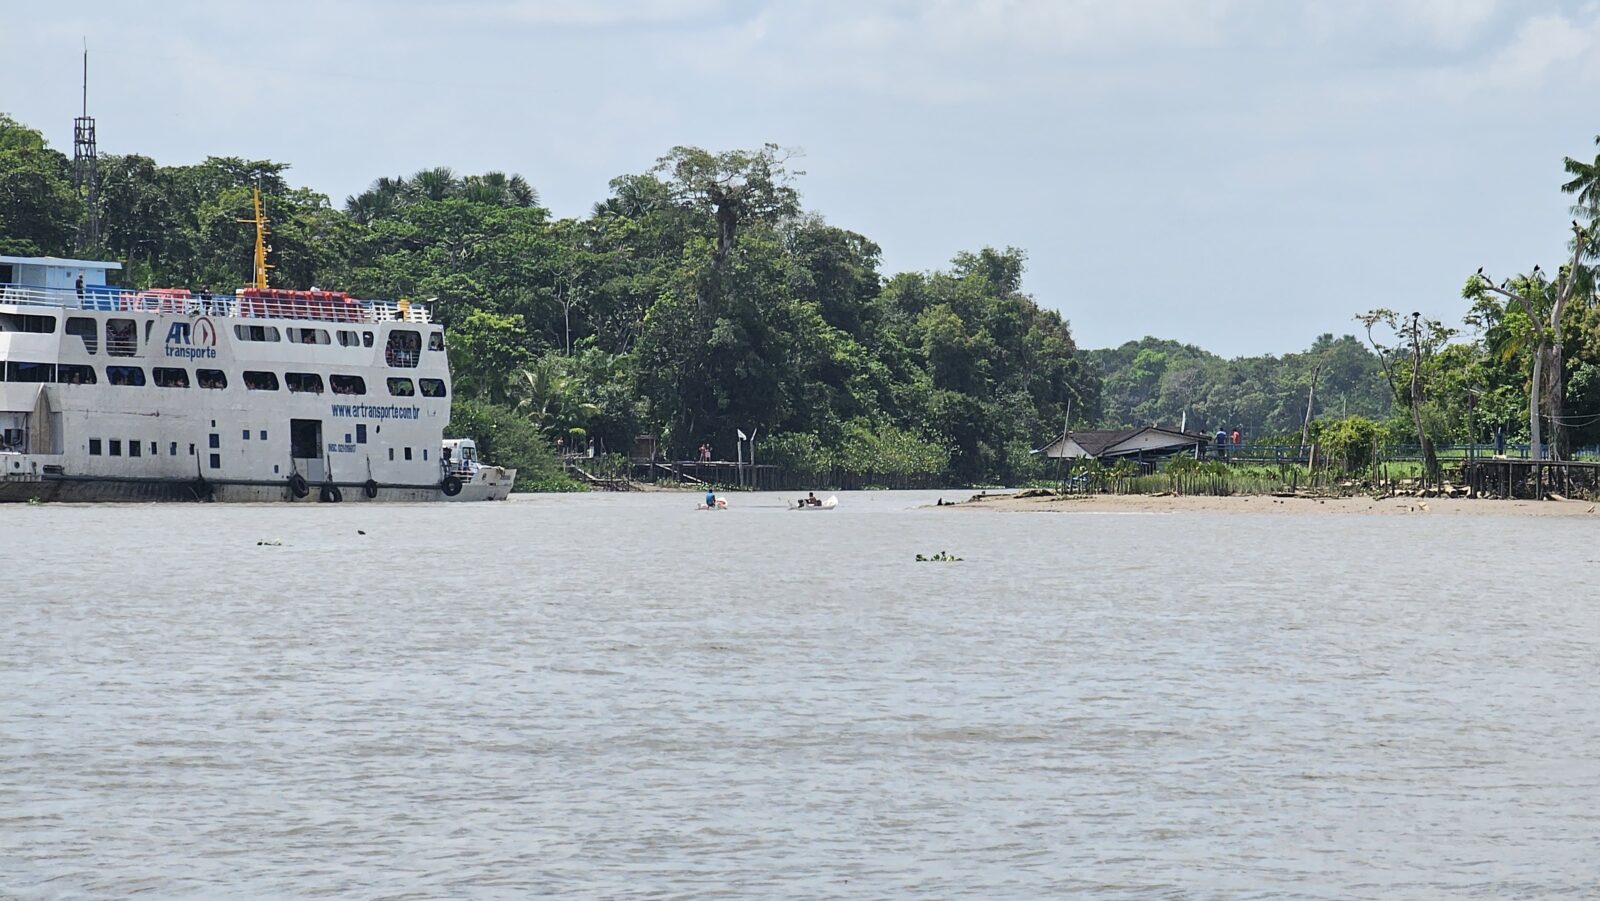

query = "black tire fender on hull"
[
  {"left": 441, "top": 475, "right": 463, "bottom": 497},
  {"left": 319, "top": 483, "right": 343, "bottom": 503},
  {"left": 288, "top": 472, "right": 310, "bottom": 499}
]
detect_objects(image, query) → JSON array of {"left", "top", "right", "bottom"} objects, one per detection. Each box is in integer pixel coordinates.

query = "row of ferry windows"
[
  {"left": 88, "top": 438, "right": 191, "bottom": 458},
  {"left": 1, "top": 361, "right": 445, "bottom": 396},
  {"left": 87, "top": 436, "right": 427, "bottom": 467},
  {"left": 234, "top": 324, "right": 445, "bottom": 351},
  {"left": 8, "top": 314, "right": 446, "bottom": 359}
]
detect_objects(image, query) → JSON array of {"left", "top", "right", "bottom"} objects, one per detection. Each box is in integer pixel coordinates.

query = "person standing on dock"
[{"left": 1215, "top": 428, "right": 1228, "bottom": 460}]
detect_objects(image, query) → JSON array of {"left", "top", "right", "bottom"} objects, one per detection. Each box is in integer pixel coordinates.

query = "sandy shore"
[{"left": 943, "top": 491, "right": 1599, "bottom": 517}]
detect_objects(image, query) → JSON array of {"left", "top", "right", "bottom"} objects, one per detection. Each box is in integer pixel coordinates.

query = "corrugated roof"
[
  {"left": 0, "top": 255, "right": 123, "bottom": 270},
  {"left": 1036, "top": 425, "right": 1211, "bottom": 458}
]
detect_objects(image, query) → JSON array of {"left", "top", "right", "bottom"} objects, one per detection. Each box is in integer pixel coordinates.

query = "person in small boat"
[
  {"left": 704, "top": 489, "right": 716, "bottom": 508},
  {"left": 807, "top": 492, "right": 819, "bottom": 506}
]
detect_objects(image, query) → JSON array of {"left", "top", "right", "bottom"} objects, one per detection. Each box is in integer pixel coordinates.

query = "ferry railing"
[{"left": 0, "top": 281, "right": 431, "bottom": 324}]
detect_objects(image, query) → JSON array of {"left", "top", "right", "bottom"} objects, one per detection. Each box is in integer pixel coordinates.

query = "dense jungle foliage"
[{"left": 3, "top": 111, "right": 1597, "bottom": 485}]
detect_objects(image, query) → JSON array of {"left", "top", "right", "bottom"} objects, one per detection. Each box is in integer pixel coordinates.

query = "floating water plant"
[{"left": 916, "top": 551, "right": 963, "bottom": 562}]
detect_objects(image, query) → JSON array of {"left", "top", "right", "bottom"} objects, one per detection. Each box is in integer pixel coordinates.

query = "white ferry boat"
[{"left": 0, "top": 247, "right": 515, "bottom": 502}]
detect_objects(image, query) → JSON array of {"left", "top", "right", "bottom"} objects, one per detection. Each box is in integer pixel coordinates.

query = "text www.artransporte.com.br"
[{"left": 330, "top": 403, "right": 421, "bottom": 420}]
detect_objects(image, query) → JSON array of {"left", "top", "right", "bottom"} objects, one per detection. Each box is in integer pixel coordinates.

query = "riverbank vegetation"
[{"left": 1, "top": 111, "right": 1595, "bottom": 490}]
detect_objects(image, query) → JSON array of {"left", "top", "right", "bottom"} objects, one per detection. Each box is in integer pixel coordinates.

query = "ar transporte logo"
[{"left": 164, "top": 316, "right": 218, "bottom": 359}]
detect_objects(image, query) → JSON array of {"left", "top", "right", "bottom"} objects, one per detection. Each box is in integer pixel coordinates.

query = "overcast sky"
[{"left": 6, "top": 1, "right": 1599, "bottom": 356}]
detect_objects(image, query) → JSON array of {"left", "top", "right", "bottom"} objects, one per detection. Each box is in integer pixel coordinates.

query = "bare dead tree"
[{"left": 1470, "top": 222, "right": 1589, "bottom": 460}]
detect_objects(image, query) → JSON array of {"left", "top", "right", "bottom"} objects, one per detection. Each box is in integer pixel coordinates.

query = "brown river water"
[{"left": 2, "top": 491, "right": 1596, "bottom": 897}]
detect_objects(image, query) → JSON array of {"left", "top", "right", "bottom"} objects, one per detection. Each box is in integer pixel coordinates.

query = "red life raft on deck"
[{"left": 237, "top": 287, "right": 363, "bottom": 322}]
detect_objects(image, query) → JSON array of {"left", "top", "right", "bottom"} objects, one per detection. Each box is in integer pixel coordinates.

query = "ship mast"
[{"left": 241, "top": 186, "right": 272, "bottom": 289}]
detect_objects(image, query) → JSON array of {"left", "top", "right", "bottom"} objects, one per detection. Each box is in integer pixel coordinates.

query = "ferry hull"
[
  {"left": 0, "top": 472, "right": 504, "bottom": 503},
  {"left": 443, "top": 466, "right": 516, "bottom": 502}
]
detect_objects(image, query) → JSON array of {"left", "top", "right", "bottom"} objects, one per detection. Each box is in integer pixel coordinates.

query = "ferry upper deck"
[{"left": 0, "top": 255, "right": 431, "bottom": 326}]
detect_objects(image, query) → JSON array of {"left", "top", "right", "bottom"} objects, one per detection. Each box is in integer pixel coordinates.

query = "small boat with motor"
[{"left": 790, "top": 494, "right": 838, "bottom": 510}]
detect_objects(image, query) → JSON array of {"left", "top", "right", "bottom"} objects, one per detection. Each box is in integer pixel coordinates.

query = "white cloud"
[
  {"left": 447, "top": 0, "right": 727, "bottom": 28},
  {"left": 1421, "top": 6, "right": 1600, "bottom": 99}
]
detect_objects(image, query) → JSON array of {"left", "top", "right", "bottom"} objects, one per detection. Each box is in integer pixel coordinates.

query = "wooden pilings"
[{"left": 1458, "top": 458, "right": 1600, "bottom": 500}]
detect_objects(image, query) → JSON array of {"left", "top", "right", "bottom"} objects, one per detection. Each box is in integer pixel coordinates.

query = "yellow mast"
[{"left": 239, "top": 186, "right": 272, "bottom": 289}]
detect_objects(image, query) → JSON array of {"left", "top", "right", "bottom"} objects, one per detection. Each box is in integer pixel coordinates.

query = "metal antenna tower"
[{"left": 73, "top": 42, "right": 101, "bottom": 250}]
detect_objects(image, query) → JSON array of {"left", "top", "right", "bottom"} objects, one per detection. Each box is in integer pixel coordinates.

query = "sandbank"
[{"left": 943, "top": 492, "right": 1599, "bottom": 517}]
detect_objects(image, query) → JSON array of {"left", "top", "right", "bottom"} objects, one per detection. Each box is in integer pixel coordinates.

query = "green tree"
[
  {"left": 448, "top": 309, "right": 535, "bottom": 404},
  {"left": 0, "top": 113, "right": 79, "bottom": 256},
  {"left": 653, "top": 143, "right": 801, "bottom": 315}
]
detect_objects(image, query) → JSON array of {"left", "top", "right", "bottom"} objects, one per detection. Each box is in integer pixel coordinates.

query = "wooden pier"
[{"left": 1458, "top": 458, "right": 1600, "bottom": 500}]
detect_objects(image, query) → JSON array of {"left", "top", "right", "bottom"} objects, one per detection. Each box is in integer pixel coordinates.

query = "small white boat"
[
  {"left": 440, "top": 438, "right": 516, "bottom": 501},
  {"left": 790, "top": 495, "right": 838, "bottom": 510},
  {"left": 696, "top": 498, "right": 729, "bottom": 510}
]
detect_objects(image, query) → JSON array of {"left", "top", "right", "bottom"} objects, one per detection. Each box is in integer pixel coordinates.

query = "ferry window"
[
  {"left": 386, "top": 377, "right": 415, "bottom": 396},
  {"left": 285, "top": 372, "right": 325, "bottom": 394},
  {"left": 234, "top": 324, "right": 281, "bottom": 343},
  {"left": 429, "top": 331, "right": 445, "bottom": 351},
  {"left": 363, "top": 331, "right": 374, "bottom": 348},
  {"left": 419, "top": 378, "right": 446, "bottom": 398},
  {"left": 209, "top": 453, "right": 221, "bottom": 469},
  {"left": 89, "top": 439, "right": 102, "bottom": 456},
  {"left": 106, "top": 319, "right": 137, "bottom": 356},
  {"left": 67, "top": 317, "right": 99, "bottom": 354},
  {"left": 423, "top": 449, "right": 429, "bottom": 461},
  {"left": 288, "top": 327, "right": 330, "bottom": 345},
  {"left": 337, "top": 329, "right": 360, "bottom": 347},
  {"left": 6, "top": 361, "right": 55, "bottom": 383},
  {"left": 197, "top": 369, "right": 227, "bottom": 389},
  {"left": 404, "top": 447, "right": 413, "bottom": 461},
  {"left": 242, "top": 429, "right": 251, "bottom": 440},
  {"left": 169, "top": 442, "right": 178, "bottom": 456},
  {"left": 153, "top": 367, "right": 190, "bottom": 388},
  {"left": 385, "top": 329, "right": 421, "bottom": 368},
  {"left": 330, "top": 374, "right": 366, "bottom": 395},
  {"left": 356, "top": 424, "right": 367, "bottom": 444},
  {"left": 150, "top": 441, "right": 157, "bottom": 455},
  {"left": 243, "top": 371, "right": 280, "bottom": 391},
  {"left": 57, "top": 364, "right": 96, "bottom": 385},
  {"left": 260, "top": 430, "right": 267, "bottom": 440},
  {"left": 388, "top": 447, "right": 394, "bottom": 461},
  {"left": 129, "top": 440, "right": 142, "bottom": 458},
  {"left": 209, "top": 434, "right": 219, "bottom": 449},
  {"left": 0, "top": 313, "right": 57, "bottom": 333},
  {"left": 107, "top": 366, "right": 146, "bottom": 386},
  {"left": 109, "top": 439, "right": 122, "bottom": 456}
]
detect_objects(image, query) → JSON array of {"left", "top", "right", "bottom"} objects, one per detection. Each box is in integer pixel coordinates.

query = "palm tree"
[
  {"left": 459, "top": 175, "right": 504, "bottom": 205},
  {"left": 507, "top": 174, "right": 539, "bottom": 208},
  {"left": 510, "top": 356, "right": 600, "bottom": 437},
  {"left": 343, "top": 175, "right": 409, "bottom": 224},
  {"left": 409, "top": 166, "right": 459, "bottom": 202},
  {"left": 1564, "top": 136, "right": 1600, "bottom": 262},
  {"left": 1562, "top": 135, "right": 1600, "bottom": 222}
]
